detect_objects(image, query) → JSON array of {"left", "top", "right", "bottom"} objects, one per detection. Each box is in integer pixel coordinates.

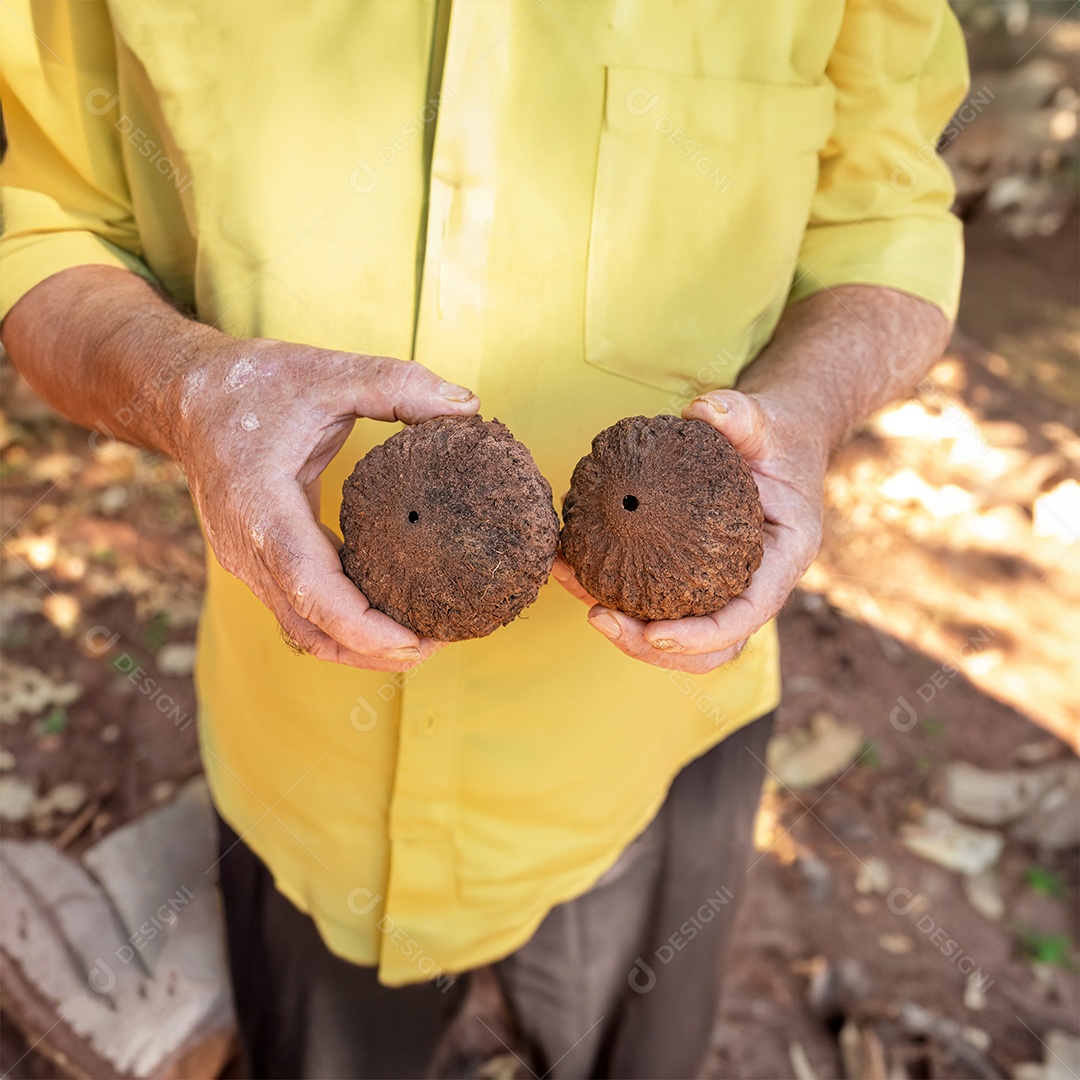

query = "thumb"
[
  {"left": 681, "top": 389, "right": 771, "bottom": 460},
  {"left": 346, "top": 354, "right": 480, "bottom": 425}
]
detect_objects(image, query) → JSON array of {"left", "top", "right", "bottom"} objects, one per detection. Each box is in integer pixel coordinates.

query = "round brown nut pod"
[
  {"left": 560, "top": 415, "right": 764, "bottom": 622},
  {"left": 340, "top": 415, "right": 558, "bottom": 642}
]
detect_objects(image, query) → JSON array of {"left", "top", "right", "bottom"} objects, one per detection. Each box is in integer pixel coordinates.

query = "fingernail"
[
  {"left": 551, "top": 560, "right": 572, "bottom": 582},
  {"left": 694, "top": 396, "right": 728, "bottom": 415},
  {"left": 386, "top": 646, "right": 421, "bottom": 662},
  {"left": 590, "top": 611, "right": 622, "bottom": 639},
  {"left": 438, "top": 381, "right": 475, "bottom": 402},
  {"left": 651, "top": 638, "right": 684, "bottom": 652}
]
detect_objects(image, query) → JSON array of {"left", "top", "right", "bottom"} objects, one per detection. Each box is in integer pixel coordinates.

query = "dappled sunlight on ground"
[
  {"left": 806, "top": 327, "right": 1080, "bottom": 750},
  {"left": 2, "top": 8, "right": 1078, "bottom": 1077}
]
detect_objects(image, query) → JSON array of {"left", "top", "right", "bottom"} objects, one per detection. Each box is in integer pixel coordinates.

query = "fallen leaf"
[
  {"left": 0, "top": 776, "right": 37, "bottom": 822},
  {"left": 766, "top": 712, "right": 865, "bottom": 791},
  {"left": 0, "top": 658, "right": 80, "bottom": 724},
  {"left": 899, "top": 808, "right": 1005, "bottom": 875}
]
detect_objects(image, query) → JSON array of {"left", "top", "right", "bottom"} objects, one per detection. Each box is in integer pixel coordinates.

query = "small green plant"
[
  {"left": 1, "top": 625, "right": 33, "bottom": 650},
  {"left": 1025, "top": 866, "right": 1066, "bottom": 899},
  {"left": 37, "top": 706, "right": 68, "bottom": 736},
  {"left": 144, "top": 611, "right": 170, "bottom": 652},
  {"left": 1016, "top": 926, "right": 1074, "bottom": 968},
  {"left": 922, "top": 717, "right": 947, "bottom": 739},
  {"left": 861, "top": 740, "right": 881, "bottom": 768}
]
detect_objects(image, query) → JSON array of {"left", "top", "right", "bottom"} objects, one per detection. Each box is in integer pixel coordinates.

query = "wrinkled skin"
[
  {"left": 2, "top": 266, "right": 482, "bottom": 673},
  {"left": 5, "top": 272, "right": 949, "bottom": 676},
  {"left": 555, "top": 389, "right": 824, "bottom": 674},
  {"left": 554, "top": 285, "right": 952, "bottom": 675},
  {"left": 171, "top": 337, "right": 483, "bottom": 670}
]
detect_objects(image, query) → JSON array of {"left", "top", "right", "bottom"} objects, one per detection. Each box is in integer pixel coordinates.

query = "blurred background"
[{"left": 1, "top": 4, "right": 1078, "bottom": 1078}]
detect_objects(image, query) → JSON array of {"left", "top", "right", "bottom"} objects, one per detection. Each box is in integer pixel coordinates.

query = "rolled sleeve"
[
  {"left": 0, "top": 0, "right": 157, "bottom": 320},
  {"left": 788, "top": 0, "right": 970, "bottom": 320}
]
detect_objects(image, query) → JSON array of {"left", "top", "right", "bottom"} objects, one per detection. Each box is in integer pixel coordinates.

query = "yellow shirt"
[{"left": 1, "top": 0, "right": 967, "bottom": 985}]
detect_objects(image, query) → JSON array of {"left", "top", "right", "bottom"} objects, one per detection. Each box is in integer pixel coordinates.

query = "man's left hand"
[{"left": 552, "top": 390, "right": 826, "bottom": 674}]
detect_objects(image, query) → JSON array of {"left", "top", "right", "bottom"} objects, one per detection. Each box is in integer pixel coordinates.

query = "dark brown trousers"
[{"left": 217, "top": 711, "right": 774, "bottom": 1079}]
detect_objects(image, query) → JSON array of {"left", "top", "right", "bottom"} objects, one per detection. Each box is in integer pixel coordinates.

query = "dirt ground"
[{"left": 1, "top": 10, "right": 1078, "bottom": 1080}]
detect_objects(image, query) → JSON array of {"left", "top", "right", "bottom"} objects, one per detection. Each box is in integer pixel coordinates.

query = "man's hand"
[
  {"left": 553, "top": 391, "right": 826, "bottom": 673},
  {"left": 553, "top": 285, "right": 951, "bottom": 673},
  {"left": 1, "top": 266, "right": 480, "bottom": 671},
  {"left": 173, "top": 335, "right": 480, "bottom": 670}
]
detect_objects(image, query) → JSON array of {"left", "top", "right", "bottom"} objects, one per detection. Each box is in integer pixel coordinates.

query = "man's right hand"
[
  {"left": 172, "top": 335, "right": 481, "bottom": 670},
  {"left": 1, "top": 266, "right": 480, "bottom": 672}
]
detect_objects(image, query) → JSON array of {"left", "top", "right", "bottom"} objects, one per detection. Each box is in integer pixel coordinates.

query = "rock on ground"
[{"left": 0, "top": 778, "right": 234, "bottom": 1078}]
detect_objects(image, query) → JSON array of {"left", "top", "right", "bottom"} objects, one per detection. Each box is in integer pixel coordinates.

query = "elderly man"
[{"left": 1, "top": 1, "right": 967, "bottom": 1076}]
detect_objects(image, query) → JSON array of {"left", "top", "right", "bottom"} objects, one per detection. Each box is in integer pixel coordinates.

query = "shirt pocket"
[{"left": 584, "top": 67, "right": 836, "bottom": 397}]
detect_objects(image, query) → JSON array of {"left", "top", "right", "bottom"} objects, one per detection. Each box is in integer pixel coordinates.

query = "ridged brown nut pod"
[
  {"left": 560, "top": 415, "right": 764, "bottom": 622},
  {"left": 340, "top": 415, "right": 559, "bottom": 641}
]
